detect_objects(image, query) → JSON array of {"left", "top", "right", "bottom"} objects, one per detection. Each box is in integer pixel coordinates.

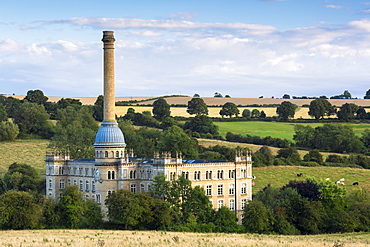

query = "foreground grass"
[
  {"left": 0, "top": 139, "right": 49, "bottom": 176},
  {"left": 1, "top": 229, "right": 370, "bottom": 247}
]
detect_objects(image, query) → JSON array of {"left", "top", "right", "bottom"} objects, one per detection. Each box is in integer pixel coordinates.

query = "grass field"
[
  {"left": 1, "top": 229, "right": 370, "bottom": 247},
  {"left": 0, "top": 139, "right": 49, "bottom": 175},
  {"left": 214, "top": 121, "right": 370, "bottom": 140}
]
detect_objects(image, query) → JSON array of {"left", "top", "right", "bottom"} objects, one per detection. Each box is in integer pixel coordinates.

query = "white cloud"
[{"left": 326, "top": 5, "right": 343, "bottom": 9}]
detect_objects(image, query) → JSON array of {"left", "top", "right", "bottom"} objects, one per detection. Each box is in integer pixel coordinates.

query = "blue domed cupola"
[{"left": 94, "top": 121, "right": 125, "bottom": 147}]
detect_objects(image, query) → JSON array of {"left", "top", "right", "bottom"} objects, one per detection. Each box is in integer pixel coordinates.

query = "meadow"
[{"left": 1, "top": 229, "right": 370, "bottom": 247}]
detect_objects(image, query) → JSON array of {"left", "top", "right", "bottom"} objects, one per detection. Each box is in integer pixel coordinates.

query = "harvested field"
[{"left": 1, "top": 229, "right": 369, "bottom": 247}]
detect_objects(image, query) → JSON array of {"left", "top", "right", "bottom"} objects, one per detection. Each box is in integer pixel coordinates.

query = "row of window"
[
  {"left": 170, "top": 169, "right": 247, "bottom": 181},
  {"left": 49, "top": 166, "right": 96, "bottom": 177},
  {"left": 54, "top": 179, "right": 97, "bottom": 192},
  {"left": 214, "top": 198, "right": 248, "bottom": 210},
  {"left": 206, "top": 183, "right": 248, "bottom": 196},
  {"left": 96, "top": 150, "right": 124, "bottom": 159}
]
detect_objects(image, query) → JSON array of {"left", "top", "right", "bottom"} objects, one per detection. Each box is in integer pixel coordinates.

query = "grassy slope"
[
  {"left": 0, "top": 139, "right": 49, "bottom": 176},
  {"left": 1, "top": 229, "right": 369, "bottom": 247}
]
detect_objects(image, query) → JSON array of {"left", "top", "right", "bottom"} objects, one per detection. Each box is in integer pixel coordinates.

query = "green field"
[
  {"left": 215, "top": 121, "right": 370, "bottom": 141},
  {"left": 0, "top": 139, "right": 49, "bottom": 175}
]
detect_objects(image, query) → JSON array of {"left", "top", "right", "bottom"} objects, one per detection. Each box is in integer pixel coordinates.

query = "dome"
[{"left": 94, "top": 121, "right": 126, "bottom": 147}]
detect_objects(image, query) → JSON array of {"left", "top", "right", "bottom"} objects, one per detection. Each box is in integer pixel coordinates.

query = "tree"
[
  {"left": 0, "top": 190, "right": 42, "bottom": 229},
  {"left": 251, "top": 109, "right": 260, "bottom": 118},
  {"left": 12, "top": 101, "right": 52, "bottom": 138},
  {"left": 364, "top": 89, "right": 370, "bottom": 99},
  {"left": 159, "top": 126, "right": 199, "bottom": 158},
  {"left": 308, "top": 98, "right": 335, "bottom": 120},
  {"left": 0, "top": 104, "right": 8, "bottom": 121},
  {"left": 343, "top": 90, "right": 352, "bottom": 99},
  {"left": 149, "top": 172, "right": 170, "bottom": 200},
  {"left": 213, "top": 206, "right": 238, "bottom": 232},
  {"left": 183, "top": 115, "right": 219, "bottom": 136},
  {"left": 152, "top": 98, "right": 171, "bottom": 121},
  {"left": 187, "top": 98, "right": 208, "bottom": 116},
  {"left": 0, "top": 121, "right": 19, "bottom": 141},
  {"left": 242, "top": 109, "right": 251, "bottom": 118},
  {"left": 214, "top": 92, "right": 223, "bottom": 97},
  {"left": 276, "top": 101, "right": 297, "bottom": 121},
  {"left": 193, "top": 93, "right": 200, "bottom": 97},
  {"left": 219, "top": 102, "right": 239, "bottom": 118},
  {"left": 93, "top": 95, "right": 104, "bottom": 122},
  {"left": 303, "top": 149, "right": 323, "bottom": 164},
  {"left": 260, "top": 110, "right": 266, "bottom": 118},
  {"left": 24, "top": 89, "right": 48, "bottom": 105},
  {"left": 276, "top": 147, "right": 301, "bottom": 163},
  {"left": 337, "top": 103, "right": 358, "bottom": 121},
  {"left": 58, "top": 186, "right": 85, "bottom": 228},
  {"left": 242, "top": 200, "right": 272, "bottom": 233},
  {"left": 282, "top": 94, "right": 290, "bottom": 99},
  {"left": 356, "top": 107, "right": 367, "bottom": 119},
  {"left": 3, "top": 163, "right": 40, "bottom": 192}
]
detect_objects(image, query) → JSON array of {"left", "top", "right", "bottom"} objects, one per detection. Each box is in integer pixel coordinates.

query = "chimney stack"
[{"left": 102, "top": 30, "right": 116, "bottom": 121}]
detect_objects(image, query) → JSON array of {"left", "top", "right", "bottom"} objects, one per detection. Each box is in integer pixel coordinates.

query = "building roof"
[{"left": 94, "top": 121, "right": 126, "bottom": 147}]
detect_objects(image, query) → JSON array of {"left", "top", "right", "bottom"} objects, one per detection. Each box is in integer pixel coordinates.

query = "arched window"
[
  {"left": 111, "top": 171, "right": 115, "bottom": 180},
  {"left": 85, "top": 181, "right": 89, "bottom": 191},
  {"left": 116, "top": 151, "right": 119, "bottom": 158},
  {"left": 105, "top": 151, "right": 108, "bottom": 158},
  {"left": 108, "top": 171, "right": 111, "bottom": 180},
  {"left": 92, "top": 181, "right": 96, "bottom": 192}
]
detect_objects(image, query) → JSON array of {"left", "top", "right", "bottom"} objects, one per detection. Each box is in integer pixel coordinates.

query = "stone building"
[{"left": 45, "top": 31, "right": 253, "bottom": 221}]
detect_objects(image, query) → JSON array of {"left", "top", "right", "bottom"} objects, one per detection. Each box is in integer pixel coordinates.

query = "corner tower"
[{"left": 94, "top": 31, "right": 126, "bottom": 164}]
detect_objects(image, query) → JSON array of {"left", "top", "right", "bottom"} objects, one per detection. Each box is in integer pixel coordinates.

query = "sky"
[{"left": 1, "top": 0, "right": 370, "bottom": 98}]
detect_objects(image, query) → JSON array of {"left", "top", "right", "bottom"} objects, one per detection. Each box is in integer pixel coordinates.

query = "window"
[
  {"left": 140, "top": 183, "right": 145, "bottom": 193},
  {"left": 116, "top": 151, "right": 119, "bottom": 158},
  {"left": 79, "top": 180, "right": 83, "bottom": 191},
  {"left": 59, "top": 179, "right": 65, "bottom": 189},
  {"left": 194, "top": 171, "right": 200, "bottom": 180},
  {"left": 73, "top": 167, "right": 77, "bottom": 175},
  {"left": 241, "top": 169, "right": 247, "bottom": 178},
  {"left": 217, "top": 184, "right": 223, "bottom": 196},
  {"left": 85, "top": 181, "right": 89, "bottom": 191},
  {"left": 107, "top": 190, "right": 112, "bottom": 196},
  {"left": 68, "top": 179, "right": 71, "bottom": 186},
  {"left": 170, "top": 172, "right": 176, "bottom": 180},
  {"left": 79, "top": 168, "right": 82, "bottom": 175},
  {"left": 49, "top": 179, "right": 52, "bottom": 190},
  {"left": 73, "top": 179, "right": 77, "bottom": 186},
  {"left": 85, "top": 168, "right": 89, "bottom": 176},
  {"left": 105, "top": 151, "right": 108, "bottom": 158},
  {"left": 92, "top": 181, "right": 96, "bottom": 192},
  {"left": 48, "top": 167, "right": 52, "bottom": 175},
  {"left": 241, "top": 199, "right": 247, "bottom": 209},
  {"left": 229, "top": 184, "right": 234, "bottom": 195},
  {"left": 96, "top": 194, "right": 101, "bottom": 203},
  {"left": 130, "top": 170, "right": 136, "bottom": 179},
  {"left": 229, "top": 199, "right": 235, "bottom": 211},
  {"left": 147, "top": 184, "right": 151, "bottom": 191},
  {"left": 108, "top": 171, "right": 111, "bottom": 179},
  {"left": 217, "top": 170, "right": 224, "bottom": 179},
  {"left": 241, "top": 183, "right": 247, "bottom": 194},
  {"left": 182, "top": 171, "right": 189, "bottom": 179},
  {"left": 229, "top": 169, "right": 235, "bottom": 179},
  {"left": 206, "top": 185, "right": 212, "bottom": 196},
  {"left": 206, "top": 171, "right": 212, "bottom": 180},
  {"left": 130, "top": 184, "right": 136, "bottom": 193},
  {"left": 218, "top": 200, "right": 224, "bottom": 209}
]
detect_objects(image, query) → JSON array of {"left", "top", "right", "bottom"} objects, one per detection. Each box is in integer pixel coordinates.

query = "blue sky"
[{"left": 1, "top": 0, "right": 370, "bottom": 98}]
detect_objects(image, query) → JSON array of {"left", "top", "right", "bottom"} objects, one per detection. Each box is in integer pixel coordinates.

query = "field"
[
  {"left": 1, "top": 229, "right": 370, "bottom": 247},
  {"left": 0, "top": 139, "right": 48, "bottom": 175}
]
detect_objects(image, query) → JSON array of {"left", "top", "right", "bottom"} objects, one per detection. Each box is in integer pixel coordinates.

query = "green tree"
[
  {"left": 0, "top": 104, "right": 8, "bottom": 121},
  {"left": 93, "top": 95, "right": 104, "bottom": 122},
  {"left": 356, "top": 107, "right": 367, "bottom": 119},
  {"left": 0, "top": 121, "right": 19, "bottom": 141},
  {"left": 187, "top": 98, "right": 208, "bottom": 116},
  {"left": 58, "top": 186, "right": 85, "bottom": 228},
  {"left": 303, "top": 149, "right": 323, "bottom": 164},
  {"left": 24, "top": 89, "right": 48, "bottom": 105},
  {"left": 343, "top": 90, "right": 352, "bottom": 99},
  {"left": 3, "top": 163, "right": 39, "bottom": 192},
  {"left": 282, "top": 94, "right": 290, "bottom": 99},
  {"left": 242, "top": 200, "right": 272, "bottom": 233},
  {"left": 12, "top": 101, "right": 52, "bottom": 138},
  {"left": 0, "top": 190, "right": 42, "bottom": 229},
  {"left": 219, "top": 102, "right": 239, "bottom": 118},
  {"left": 56, "top": 98, "right": 82, "bottom": 110},
  {"left": 276, "top": 101, "right": 297, "bottom": 121},
  {"left": 260, "top": 110, "right": 266, "bottom": 118},
  {"left": 308, "top": 98, "right": 335, "bottom": 120},
  {"left": 152, "top": 98, "right": 171, "bottom": 121},
  {"left": 105, "top": 190, "right": 148, "bottom": 229},
  {"left": 337, "top": 103, "right": 358, "bottom": 121},
  {"left": 364, "top": 89, "right": 370, "bottom": 99},
  {"left": 213, "top": 206, "right": 238, "bottom": 232},
  {"left": 160, "top": 116, "right": 177, "bottom": 130},
  {"left": 183, "top": 115, "right": 219, "bottom": 136},
  {"left": 242, "top": 109, "right": 251, "bottom": 118},
  {"left": 149, "top": 172, "right": 170, "bottom": 200},
  {"left": 276, "top": 147, "right": 301, "bottom": 163},
  {"left": 159, "top": 126, "right": 199, "bottom": 158},
  {"left": 251, "top": 109, "right": 260, "bottom": 118}
]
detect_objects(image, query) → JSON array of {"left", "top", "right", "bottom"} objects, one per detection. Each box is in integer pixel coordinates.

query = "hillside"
[{"left": 7, "top": 95, "right": 370, "bottom": 107}]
